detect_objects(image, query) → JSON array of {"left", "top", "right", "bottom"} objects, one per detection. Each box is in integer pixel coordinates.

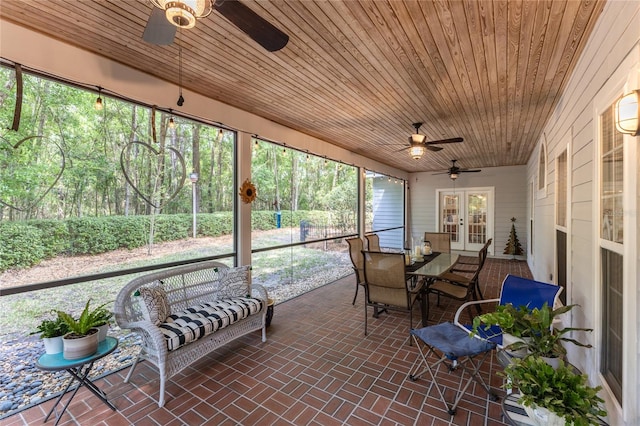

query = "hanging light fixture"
[
  {"left": 615, "top": 89, "right": 639, "bottom": 136},
  {"left": 449, "top": 171, "right": 459, "bottom": 181},
  {"left": 94, "top": 86, "right": 103, "bottom": 111},
  {"left": 408, "top": 122, "right": 426, "bottom": 160},
  {"left": 168, "top": 109, "right": 175, "bottom": 128},
  {"left": 150, "top": 0, "right": 213, "bottom": 29}
]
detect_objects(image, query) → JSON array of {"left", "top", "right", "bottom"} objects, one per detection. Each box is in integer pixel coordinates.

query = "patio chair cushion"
[
  {"left": 139, "top": 283, "right": 172, "bottom": 325},
  {"left": 159, "top": 297, "right": 264, "bottom": 351}
]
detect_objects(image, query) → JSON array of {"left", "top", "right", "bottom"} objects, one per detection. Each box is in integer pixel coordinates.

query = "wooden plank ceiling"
[{"left": 0, "top": 0, "right": 604, "bottom": 173}]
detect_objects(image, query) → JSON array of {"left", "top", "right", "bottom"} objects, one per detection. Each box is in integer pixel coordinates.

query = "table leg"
[{"left": 43, "top": 361, "right": 116, "bottom": 426}]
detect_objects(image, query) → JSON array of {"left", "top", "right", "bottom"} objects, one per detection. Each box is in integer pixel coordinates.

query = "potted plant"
[
  {"left": 31, "top": 315, "right": 70, "bottom": 355},
  {"left": 56, "top": 299, "right": 109, "bottom": 360},
  {"left": 471, "top": 303, "right": 533, "bottom": 356},
  {"left": 91, "top": 303, "right": 114, "bottom": 342},
  {"left": 502, "top": 356, "right": 607, "bottom": 425},
  {"left": 510, "top": 304, "right": 593, "bottom": 366}
]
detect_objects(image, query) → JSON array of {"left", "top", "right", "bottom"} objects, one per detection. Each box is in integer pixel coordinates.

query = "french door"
[{"left": 437, "top": 188, "right": 494, "bottom": 253}]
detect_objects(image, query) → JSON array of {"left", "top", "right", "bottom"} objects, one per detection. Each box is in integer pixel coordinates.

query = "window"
[
  {"left": 556, "top": 150, "right": 567, "bottom": 228},
  {"left": 599, "top": 103, "right": 624, "bottom": 404},
  {"left": 250, "top": 139, "right": 358, "bottom": 303},
  {"left": 537, "top": 140, "right": 547, "bottom": 197}
]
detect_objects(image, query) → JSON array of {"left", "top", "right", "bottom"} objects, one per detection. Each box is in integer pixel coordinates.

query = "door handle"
[{"left": 459, "top": 218, "right": 464, "bottom": 226}]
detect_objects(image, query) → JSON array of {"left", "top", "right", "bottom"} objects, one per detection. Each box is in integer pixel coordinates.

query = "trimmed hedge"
[{"left": 0, "top": 210, "right": 339, "bottom": 272}]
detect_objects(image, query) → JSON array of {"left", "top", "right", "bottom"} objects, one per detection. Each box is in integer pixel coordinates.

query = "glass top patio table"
[{"left": 408, "top": 253, "right": 459, "bottom": 278}]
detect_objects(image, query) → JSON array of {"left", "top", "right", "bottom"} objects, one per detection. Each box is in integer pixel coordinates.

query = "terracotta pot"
[
  {"left": 62, "top": 328, "right": 99, "bottom": 360},
  {"left": 42, "top": 336, "right": 63, "bottom": 355}
]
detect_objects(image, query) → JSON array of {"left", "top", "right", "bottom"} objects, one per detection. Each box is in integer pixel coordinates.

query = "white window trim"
[{"left": 592, "top": 68, "right": 639, "bottom": 424}]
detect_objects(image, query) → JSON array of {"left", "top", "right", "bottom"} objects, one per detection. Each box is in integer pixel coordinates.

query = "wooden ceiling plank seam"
[{"left": 505, "top": 0, "right": 523, "bottom": 162}]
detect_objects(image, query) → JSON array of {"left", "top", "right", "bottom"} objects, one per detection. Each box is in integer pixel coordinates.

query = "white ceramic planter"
[
  {"left": 62, "top": 329, "right": 99, "bottom": 360},
  {"left": 523, "top": 403, "right": 566, "bottom": 426},
  {"left": 97, "top": 324, "right": 109, "bottom": 342},
  {"left": 42, "top": 336, "right": 64, "bottom": 355},
  {"left": 502, "top": 333, "right": 529, "bottom": 358}
]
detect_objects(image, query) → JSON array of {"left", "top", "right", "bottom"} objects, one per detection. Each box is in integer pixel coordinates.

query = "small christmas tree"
[{"left": 504, "top": 217, "right": 524, "bottom": 259}]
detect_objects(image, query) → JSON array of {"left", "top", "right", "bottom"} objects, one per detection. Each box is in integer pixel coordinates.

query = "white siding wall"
[
  {"left": 371, "top": 178, "right": 405, "bottom": 249},
  {"left": 526, "top": 1, "right": 640, "bottom": 424},
  {"left": 409, "top": 165, "right": 526, "bottom": 258}
]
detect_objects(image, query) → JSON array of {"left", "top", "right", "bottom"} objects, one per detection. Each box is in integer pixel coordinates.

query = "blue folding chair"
[
  {"left": 453, "top": 274, "right": 563, "bottom": 347},
  {"left": 408, "top": 322, "right": 498, "bottom": 416}
]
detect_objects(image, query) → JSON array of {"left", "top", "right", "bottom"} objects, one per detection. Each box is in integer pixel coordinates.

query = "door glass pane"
[
  {"left": 466, "top": 193, "right": 487, "bottom": 244},
  {"left": 441, "top": 194, "right": 459, "bottom": 243}
]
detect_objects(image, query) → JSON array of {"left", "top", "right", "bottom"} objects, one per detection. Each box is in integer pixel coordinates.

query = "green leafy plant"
[
  {"left": 56, "top": 299, "right": 111, "bottom": 337},
  {"left": 91, "top": 304, "right": 114, "bottom": 327},
  {"left": 513, "top": 303, "right": 592, "bottom": 358},
  {"left": 471, "top": 303, "right": 533, "bottom": 338},
  {"left": 503, "top": 356, "right": 607, "bottom": 425},
  {"left": 471, "top": 303, "right": 593, "bottom": 358},
  {"left": 30, "top": 315, "right": 70, "bottom": 339}
]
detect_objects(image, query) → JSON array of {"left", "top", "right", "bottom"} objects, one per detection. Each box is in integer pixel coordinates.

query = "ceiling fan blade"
[
  {"left": 426, "top": 146, "right": 443, "bottom": 152},
  {"left": 143, "top": 7, "right": 177, "bottom": 45},
  {"left": 460, "top": 169, "right": 482, "bottom": 173},
  {"left": 425, "top": 137, "right": 464, "bottom": 145},
  {"left": 432, "top": 171, "right": 450, "bottom": 175},
  {"left": 214, "top": 0, "right": 289, "bottom": 52}
]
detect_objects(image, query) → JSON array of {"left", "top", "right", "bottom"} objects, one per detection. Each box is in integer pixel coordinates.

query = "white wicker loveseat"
[{"left": 114, "top": 260, "right": 268, "bottom": 407}]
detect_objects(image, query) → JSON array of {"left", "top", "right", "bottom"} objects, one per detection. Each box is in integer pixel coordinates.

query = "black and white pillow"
[
  {"left": 139, "top": 283, "right": 171, "bottom": 325},
  {"left": 217, "top": 265, "right": 251, "bottom": 299}
]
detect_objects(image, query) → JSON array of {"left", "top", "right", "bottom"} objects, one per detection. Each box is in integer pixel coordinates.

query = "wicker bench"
[{"left": 114, "top": 261, "right": 268, "bottom": 407}]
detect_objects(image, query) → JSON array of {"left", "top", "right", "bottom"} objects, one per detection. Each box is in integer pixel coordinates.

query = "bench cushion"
[{"left": 158, "top": 297, "right": 264, "bottom": 351}]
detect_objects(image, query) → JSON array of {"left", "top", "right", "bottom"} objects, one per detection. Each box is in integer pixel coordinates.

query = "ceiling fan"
[
  {"left": 399, "top": 122, "right": 463, "bottom": 160},
  {"left": 143, "top": 0, "right": 289, "bottom": 52},
  {"left": 433, "top": 159, "right": 481, "bottom": 180}
]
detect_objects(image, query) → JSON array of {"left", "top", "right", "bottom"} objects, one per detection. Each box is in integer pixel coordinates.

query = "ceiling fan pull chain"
[{"left": 177, "top": 30, "right": 184, "bottom": 106}]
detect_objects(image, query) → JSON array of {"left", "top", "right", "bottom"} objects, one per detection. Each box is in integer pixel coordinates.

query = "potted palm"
[
  {"left": 502, "top": 356, "right": 607, "bottom": 425},
  {"left": 31, "top": 315, "right": 70, "bottom": 355},
  {"left": 56, "top": 299, "right": 110, "bottom": 360}
]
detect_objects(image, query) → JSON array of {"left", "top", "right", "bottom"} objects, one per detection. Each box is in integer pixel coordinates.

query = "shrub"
[{"left": 0, "top": 222, "right": 45, "bottom": 270}]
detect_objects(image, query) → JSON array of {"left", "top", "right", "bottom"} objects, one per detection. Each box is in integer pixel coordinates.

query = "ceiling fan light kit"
[
  {"left": 150, "top": 0, "right": 212, "bottom": 29},
  {"left": 403, "top": 122, "right": 463, "bottom": 160}
]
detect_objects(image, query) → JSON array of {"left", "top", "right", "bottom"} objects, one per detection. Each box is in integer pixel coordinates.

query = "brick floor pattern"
[{"left": 4, "top": 258, "right": 532, "bottom": 426}]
